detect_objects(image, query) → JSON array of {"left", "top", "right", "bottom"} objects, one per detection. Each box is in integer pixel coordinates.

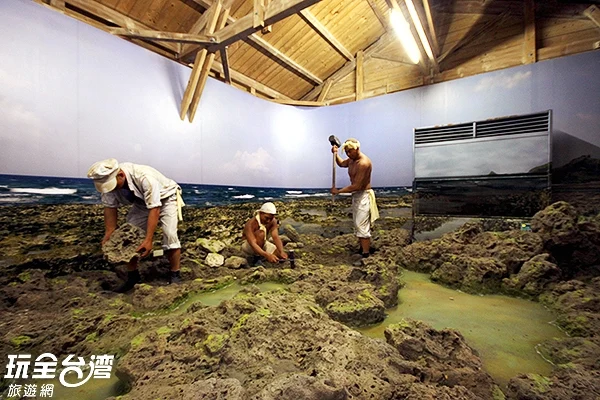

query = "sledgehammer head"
[{"left": 328, "top": 135, "right": 341, "bottom": 147}]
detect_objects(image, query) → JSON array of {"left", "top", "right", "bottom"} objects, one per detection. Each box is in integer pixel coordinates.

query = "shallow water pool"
[{"left": 358, "top": 269, "right": 563, "bottom": 387}]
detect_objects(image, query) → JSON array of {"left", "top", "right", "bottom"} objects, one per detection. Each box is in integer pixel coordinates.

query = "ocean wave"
[
  {"left": 286, "top": 190, "right": 302, "bottom": 194},
  {"left": 233, "top": 194, "right": 255, "bottom": 199},
  {"left": 0, "top": 197, "right": 33, "bottom": 203},
  {"left": 284, "top": 192, "right": 330, "bottom": 198},
  {"left": 10, "top": 188, "right": 77, "bottom": 195}
]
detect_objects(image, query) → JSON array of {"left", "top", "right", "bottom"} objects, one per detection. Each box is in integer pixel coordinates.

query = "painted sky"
[{"left": 0, "top": 0, "right": 599, "bottom": 188}]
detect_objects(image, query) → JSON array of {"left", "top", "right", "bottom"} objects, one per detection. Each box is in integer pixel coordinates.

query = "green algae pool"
[{"left": 358, "top": 269, "right": 564, "bottom": 387}]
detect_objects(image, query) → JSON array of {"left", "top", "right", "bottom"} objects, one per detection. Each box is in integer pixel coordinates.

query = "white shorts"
[
  {"left": 241, "top": 240, "right": 277, "bottom": 256},
  {"left": 126, "top": 193, "right": 181, "bottom": 250},
  {"left": 352, "top": 191, "right": 371, "bottom": 238}
]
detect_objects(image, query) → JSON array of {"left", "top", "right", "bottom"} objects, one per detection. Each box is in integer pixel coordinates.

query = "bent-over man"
[
  {"left": 331, "top": 138, "right": 379, "bottom": 257},
  {"left": 87, "top": 158, "right": 184, "bottom": 291},
  {"left": 242, "top": 202, "right": 287, "bottom": 266}
]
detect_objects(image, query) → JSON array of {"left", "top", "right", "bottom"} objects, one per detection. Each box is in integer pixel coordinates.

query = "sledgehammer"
[{"left": 328, "top": 135, "right": 341, "bottom": 203}]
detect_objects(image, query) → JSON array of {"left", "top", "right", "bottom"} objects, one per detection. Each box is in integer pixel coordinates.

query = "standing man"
[
  {"left": 87, "top": 158, "right": 185, "bottom": 291},
  {"left": 242, "top": 202, "right": 288, "bottom": 266},
  {"left": 331, "top": 138, "right": 379, "bottom": 258}
]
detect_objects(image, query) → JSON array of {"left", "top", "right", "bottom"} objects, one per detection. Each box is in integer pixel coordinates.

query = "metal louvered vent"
[
  {"left": 414, "top": 122, "right": 473, "bottom": 144},
  {"left": 477, "top": 112, "right": 549, "bottom": 138},
  {"left": 415, "top": 111, "right": 550, "bottom": 145}
]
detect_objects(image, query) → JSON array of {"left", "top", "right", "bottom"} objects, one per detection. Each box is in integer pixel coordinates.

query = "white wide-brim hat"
[
  {"left": 87, "top": 158, "right": 119, "bottom": 193},
  {"left": 259, "top": 202, "right": 277, "bottom": 214}
]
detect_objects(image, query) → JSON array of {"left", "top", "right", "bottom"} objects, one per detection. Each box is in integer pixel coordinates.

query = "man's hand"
[
  {"left": 265, "top": 253, "right": 279, "bottom": 263},
  {"left": 331, "top": 187, "right": 340, "bottom": 195},
  {"left": 278, "top": 251, "right": 288, "bottom": 261},
  {"left": 101, "top": 231, "right": 114, "bottom": 246},
  {"left": 136, "top": 238, "right": 153, "bottom": 257},
  {"left": 331, "top": 145, "right": 338, "bottom": 153}
]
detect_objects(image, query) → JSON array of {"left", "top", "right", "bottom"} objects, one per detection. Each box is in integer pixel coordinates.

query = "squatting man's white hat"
[
  {"left": 259, "top": 202, "right": 277, "bottom": 215},
  {"left": 87, "top": 158, "right": 120, "bottom": 193}
]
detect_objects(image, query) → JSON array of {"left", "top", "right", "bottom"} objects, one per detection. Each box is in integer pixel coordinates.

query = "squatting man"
[
  {"left": 331, "top": 138, "right": 379, "bottom": 258},
  {"left": 87, "top": 158, "right": 185, "bottom": 292},
  {"left": 241, "top": 202, "right": 288, "bottom": 266}
]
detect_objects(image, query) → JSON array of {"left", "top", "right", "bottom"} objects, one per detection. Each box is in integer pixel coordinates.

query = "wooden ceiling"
[{"left": 35, "top": 0, "right": 600, "bottom": 121}]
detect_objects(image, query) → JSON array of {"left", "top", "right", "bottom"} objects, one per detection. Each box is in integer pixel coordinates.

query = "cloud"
[
  {"left": 221, "top": 147, "right": 275, "bottom": 183},
  {"left": 0, "top": 68, "right": 32, "bottom": 90},
  {"left": 0, "top": 98, "right": 44, "bottom": 139},
  {"left": 475, "top": 71, "right": 532, "bottom": 92}
]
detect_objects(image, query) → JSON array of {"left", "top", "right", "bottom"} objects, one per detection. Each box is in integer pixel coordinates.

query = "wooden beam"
[
  {"left": 220, "top": 48, "right": 231, "bottom": 83},
  {"left": 524, "top": 0, "right": 536, "bottom": 64},
  {"left": 248, "top": 35, "right": 323, "bottom": 84},
  {"left": 181, "top": 13, "right": 319, "bottom": 87},
  {"left": 328, "top": 93, "right": 356, "bottom": 105},
  {"left": 37, "top": 0, "right": 181, "bottom": 53},
  {"left": 209, "top": 0, "right": 322, "bottom": 51},
  {"left": 189, "top": 7, "right": 232, "bottom": 122},
  {"left": 254, "top": 0, "right": 266, "bottom": 28},
  {"left": 366, "top": 0, "right": 390, "bottom": 30},
  {"left": 298, "top": 9, "right": 354, "bottom": 60},
  {"left": 356, "top": 50, "right": 364, "bottom": 100},
  {"left": 302, "top": 60, "right": 356, "bottom": 101},
  {"left": 180, "top": 1, "right": 223, "bottom": 120},
  {"left": 422, "top": 0, "right": 439, "bottom": 56},
  {"left": 211, "top": 60, "right": 290, "bottom": 99},
  {"left": 371, "top": 52, "right": 416, "bottom": 65},
  {"left": 438, "top": 10, "right": 511, "bottom": 64},
  {"left": 584, "top": 5, "right": 600, "bottom": 29},
  {"left": 109, "top": 28, "right": 215, "bottom": 45},
  {"left": 270, "top": 99, "right": 328, "bottom": 106},
  {"left": 317, "top": 80, "right": 333, "bottom": 102},
  {"left": 302, "top": 32, "right": 393, "bottom": 101}
]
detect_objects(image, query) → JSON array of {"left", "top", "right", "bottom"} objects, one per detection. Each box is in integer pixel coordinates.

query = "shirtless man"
[
  {"left": 331, "top": 138, "right": 379, "bottom": 257},
  {"left": 242, "top": 202, "right": 288, "bottom": 265}
]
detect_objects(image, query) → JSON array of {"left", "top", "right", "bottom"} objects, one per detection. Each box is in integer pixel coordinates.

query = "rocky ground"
[{"left": 0, "top": 196, "right": 599, "bottom": 399}]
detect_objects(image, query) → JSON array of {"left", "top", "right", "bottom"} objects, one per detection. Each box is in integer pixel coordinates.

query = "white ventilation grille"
[{"left": 415, "top": 111, "right": 550, "bottom": 145}]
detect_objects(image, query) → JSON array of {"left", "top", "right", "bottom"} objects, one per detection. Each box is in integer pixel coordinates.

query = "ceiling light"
[
  {"left": 405, "top": 0, "right": 435, "bottom": 61},
  {"left": 390, "top": 8, "right": 421, "bottom": 64}
]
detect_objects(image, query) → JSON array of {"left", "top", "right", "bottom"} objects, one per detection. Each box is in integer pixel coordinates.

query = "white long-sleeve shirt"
[{"left": 101, "top": 162, "right": 178, "bottom": 209}]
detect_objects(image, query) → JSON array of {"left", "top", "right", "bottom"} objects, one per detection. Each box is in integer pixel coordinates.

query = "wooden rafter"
[
  {"left": 356, "top": 50, "right": 364, "bottom": 100},
  {"left": 248, "top": 35, "right": 323, "bottom": 85},
  {"left": 220, "top": 48, "right": 231, "bottom": 83},
  {"left": 584, "top": 5, "right": 600, "bottom": 29},
  {"left": 298, "top": 9, "right": 354, "bottom": 61},
  {"left": 189, "top": 7, "right": 232, "bottom": 122},
  {"left": 317, "top": 80, "right": 333, "bottom": 102},
  {"left": 437, "top": 10, "right": 511, "bottom": 64},
  {"left": 110, "top": 28, "right": 215, "bottom": 45},
  {"left": 302, "top": 32, "right": 395, "bottom": 101},
  {"left": 422, "top": 0, "right": 439, "bottom": 57},
  {"left": 208, "top": 0, "right": 322, "bottom": 51},
  {"left": 366, "top": 0, "right": 390, "bottom": 30},
  {"left": 211, "top": 60, "right": 290, "bottom": 99},
  {"left": 37, "top": 0, "right": 180, "bottom": 54},
  {"left": 179, "top": 3, "right": 321, "bottom": 86},
  {"left": 371, "top": 52, "right": 415, "bottom": 65},
  {"left": 180, "top": 0, "right": 223, "bottom": 120},
  {"left": 523, "top": 0, "right": 536, "bottom": 64},
  {"left": 254, "top": 0, "right": 266, "bottom": 28},
  {"left": 270, "top": 99, "right": 328, "bottom": 106}
]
